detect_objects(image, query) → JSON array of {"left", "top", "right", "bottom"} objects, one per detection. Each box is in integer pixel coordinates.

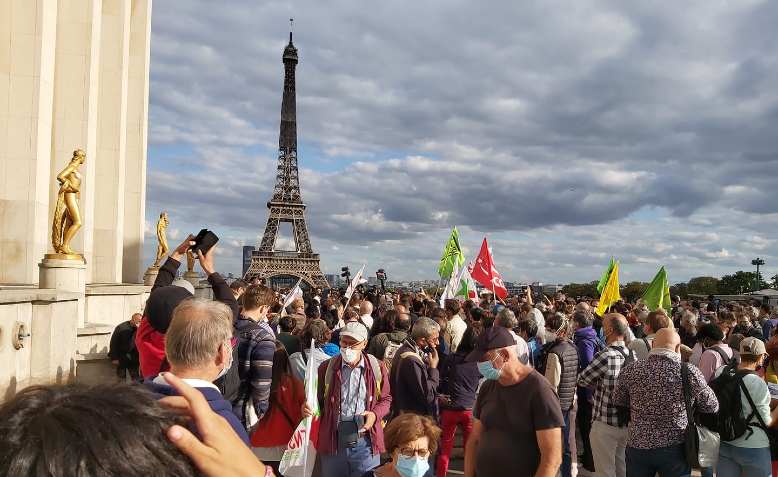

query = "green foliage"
[
  {"left": 561, "top": 281, "right": 599, "bottom": 299},
  {"left": 670, "top": 282, "right": 688, "bottom": 299},
  {"left": 621, "top": 281, "right": 649, "bottom": 303},
  {"left": 687, "top": 276, "right": 720, "bottom": 296},
  {"left": 719, "top": 271, "right": 768, "bottom": 294}
]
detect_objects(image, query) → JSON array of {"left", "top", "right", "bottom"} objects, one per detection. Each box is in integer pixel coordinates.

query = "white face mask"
[
  {"left": 341, "top": 347, "right": 360, "bottom": 364},
  {"left": 215, "top": 340, "right": 233, "bottom": 380}
]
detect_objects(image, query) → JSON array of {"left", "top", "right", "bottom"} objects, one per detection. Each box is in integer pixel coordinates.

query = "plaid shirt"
[{"left": 577, "top": 340, "right": 634, "bottom": 427}]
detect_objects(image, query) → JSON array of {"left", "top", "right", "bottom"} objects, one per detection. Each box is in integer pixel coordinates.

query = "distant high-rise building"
[
  {"left": 324, "top": 273, "right": 337, "bottom": 288},
  {"left": 242, "top": 246, "right": 254, "bottom": 277}
]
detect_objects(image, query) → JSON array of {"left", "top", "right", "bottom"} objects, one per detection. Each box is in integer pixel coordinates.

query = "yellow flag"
[{"left": 596, "top": 261, "right": 620, "bottom": 315}]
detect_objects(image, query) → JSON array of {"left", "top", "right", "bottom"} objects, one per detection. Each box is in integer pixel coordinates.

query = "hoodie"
[
  {"left": 145, "top": 375, "right": 250, "bottom": 445},
  {"left": 574, "top": 326, "right": 601, "bottom": 401}
]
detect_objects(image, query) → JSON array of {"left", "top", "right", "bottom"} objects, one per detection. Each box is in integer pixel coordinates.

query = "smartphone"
[{"left": 190, "top": 229, "right": 219, "bottom": 256}]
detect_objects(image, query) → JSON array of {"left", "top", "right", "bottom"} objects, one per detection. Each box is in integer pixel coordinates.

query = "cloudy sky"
[{"left": 143, "top": 0, "right": 778, "bottom": 284}]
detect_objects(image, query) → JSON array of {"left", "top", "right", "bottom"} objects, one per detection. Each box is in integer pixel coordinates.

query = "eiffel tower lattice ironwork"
[{"left": 245, "top": 29, "right": 328, "bottom": 289}]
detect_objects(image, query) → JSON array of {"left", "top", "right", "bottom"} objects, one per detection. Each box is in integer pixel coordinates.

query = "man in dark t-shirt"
[{"left": 464, "top": 327, "right": 564, "bottom": 477}]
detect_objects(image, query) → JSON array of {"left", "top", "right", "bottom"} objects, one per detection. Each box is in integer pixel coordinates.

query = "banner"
[
  {"left": 439, "top": 260, "right": 461, "bottom": 307},
  {"left": 597, "top": 257, "right": 616, "bottom": 294},
  {"left": 641, "top": 266, "right": 671, "bottom": 313},
  {"left": 596, "top": 261, "right": 620, "bottom": 316},
  {"left": 343, "top": 264, "right": 366, "bottom": 307},
  {"left": 279, "top": 339, "right": 319, "bottom": 477},
  {"left": 468, "top": 238, "right": 508, "bottom": 299},
  {"left": 280, "top": 277, "right": 304, "bottom": 316},
  {"left": 438, "top": 227, "right": 465, "bottom": 279}
]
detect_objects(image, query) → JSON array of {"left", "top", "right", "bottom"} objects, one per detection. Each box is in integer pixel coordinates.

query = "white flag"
[
  {"left": 439, "top": 260, "right": 462, "bottom": 307},
  {"left": 279, "top": 339, "right": 319, "bottom": 477},
  {"left": 343, "top": 264, "right": 366, "bottom": 306}
]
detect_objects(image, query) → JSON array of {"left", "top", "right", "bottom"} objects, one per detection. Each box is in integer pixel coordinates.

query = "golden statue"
[
  {"left": 48, "top": 149, "right": 85, "bottom": 261},
  {"left": 153, "top": 212, "right": 169, "bottom": 267},
  {"left": 186, "top": 249, "right": 196, "bottom": 272}
]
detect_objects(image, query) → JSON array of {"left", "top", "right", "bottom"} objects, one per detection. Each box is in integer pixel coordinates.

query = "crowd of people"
[{"left": 2, "top": 235, "right": 778, "bottom": 477}]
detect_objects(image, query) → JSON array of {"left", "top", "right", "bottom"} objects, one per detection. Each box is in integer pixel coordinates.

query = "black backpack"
[{"left": 701, "top": 362, "right": 755, "bottom": 441}]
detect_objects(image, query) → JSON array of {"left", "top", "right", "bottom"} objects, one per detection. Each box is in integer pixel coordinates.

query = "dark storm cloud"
[{"left": 145, "top": 0, "right": 778, "bottom": 280}]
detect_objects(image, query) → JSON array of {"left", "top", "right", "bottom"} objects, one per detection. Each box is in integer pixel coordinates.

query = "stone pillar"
[
  {"left": 122, "top": 0, "right": 152, "bottom": 283},
  {"left": 39, "top": 258, "right": 86, "bottom": 327},
  {"left": 0, "top": 0, "right": 58, "bottom": 284},
  {"left": 49, "top": 0, "right": 102, "bottom": 283},
  {"left": 92, "top": 0, "right": 131, "bottom": 283}
]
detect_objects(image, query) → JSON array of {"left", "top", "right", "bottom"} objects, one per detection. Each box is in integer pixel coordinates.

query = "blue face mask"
[
  {"left": 396, "top": 455, "right": 429, "bottom": 477},
  {"left": 477, "top": 359, "right": 502, "bottom": 380}
]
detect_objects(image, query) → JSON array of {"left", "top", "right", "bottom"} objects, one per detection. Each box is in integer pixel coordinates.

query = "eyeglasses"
[{"left": 399, "top": 447, "right": 430, "bottom": 458}]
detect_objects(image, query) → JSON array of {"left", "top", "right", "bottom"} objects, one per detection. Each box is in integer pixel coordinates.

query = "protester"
[
  {"left": 761, "top": 305, "right": 777, "bottom": 341},
  {"left": 146, "top": 298, "right": 249, "bottom": 444},
  {"left": 677, "top": 309, "right": 698, "bottom": 350},
  {"left": 137, "top": 236, "right": 238, "bottom": 378},
  {"left": 288, "top": 297, "right": 307, "bottom": 333},
  {"left": 367, "top": 309, "right": 410, "bottom": 367},
  {"left": 716, "top": 336, "right": 773, "bottom": 476},
  {"left": 230, "top": 278, "right": 248, "bottom": 302},
  {"left": 331, "top": 308, "right": 362, "bottom": 345},
  {"left": 627, "top": 310, "right": 672, "bottom": 360},
  {"left": 359, "top": 300, "right": 375, "bottom": 331},
  {"left": 541, "top": 313, "right": 579, "bottom": 477},
  {"left": 697, "top": 322, "right": 735, "bottom": 382},
  {"left": 232, "top": 285, "right": 277, "bottom": 430},
  {"left": 0, "top": 382, "right": 201, "bottom": 476},
  {"left": 436, "top": 322, "right": 483, "bottom": 477},
  {"left": 613, "top": 328, "right": 718, "bottom": 476},
  {"left": 303, "top": 321, "right": 392, "bottom": 477},
  {"left": 494, "top": 307, "right": 530, "bottom": 364},
  {"left": 363, "top": 413, "right": 441, "bottom": 477},
  {"left": 444, "top": 299, "right": 468, "bottom": 352},
  {"left": 251, "top": 341, "right": 305, "bottom": 475},
  {"left": 390, "top": 317, "right": 441, "bottom": 418},
  {"left": 109, "top": 312, "right": 141, "bottom": 381},
  {"left": 577, "top": 313, "right": 635, "bottom": 477},
  {"left": 516, "top": 318, "right": 542, "bottom": 368},
  {"left": 289, "top": 318, "right": 333, "bottom": 381},
  {"left": 277, "top": 315, "right": 301, "bottom": 356},
  {"left": 464, "top": 326, "right": 563, "bottom": 477},
  {"left": 572, "top": 309, "right": 599, "bottom": 472}
]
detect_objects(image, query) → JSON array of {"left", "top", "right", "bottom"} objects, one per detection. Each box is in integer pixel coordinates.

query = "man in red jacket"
[{"left": 303, "top": 321, "right": 392, "bottom": 477}]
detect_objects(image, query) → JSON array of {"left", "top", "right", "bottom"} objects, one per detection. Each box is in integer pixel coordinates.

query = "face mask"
[
  {"left": 341, "top": 347, "right": 360, "bottom": 363},
  {"left": 396, "top": 455, "right": 430, "bottom": 477},
  {"left": 477, "top": 358, "right": 502, "bottom": 380},
  {"left": 215, "top": 341, "right": 233, "bottom": 380}
]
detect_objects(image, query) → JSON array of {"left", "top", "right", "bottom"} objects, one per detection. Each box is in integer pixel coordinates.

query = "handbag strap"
[{"left": 681, "top": 362, "right": 694, "bottom": 424}]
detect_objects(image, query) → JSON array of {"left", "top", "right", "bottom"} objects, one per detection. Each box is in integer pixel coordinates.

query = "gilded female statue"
[
  {"left": 51, "top": 149, "right": 85, "bottom": 258},
  {"left": 153, "top": 212, "right": 169, "bottom": 267}
]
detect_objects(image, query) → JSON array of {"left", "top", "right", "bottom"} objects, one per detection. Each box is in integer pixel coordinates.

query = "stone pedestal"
[
  {"left": 39, "top": 258, "right": 87, "bottom": 328},
  {"left": 183, "top": 270, "right": 200, "bottom": 290},
  {"left": 143, "top": 266, "right": 159, "bottom": 286}
]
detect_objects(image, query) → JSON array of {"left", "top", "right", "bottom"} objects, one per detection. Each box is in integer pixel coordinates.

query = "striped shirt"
[{"left": 235, "top": 315, "right": 276, "bottom": 421}]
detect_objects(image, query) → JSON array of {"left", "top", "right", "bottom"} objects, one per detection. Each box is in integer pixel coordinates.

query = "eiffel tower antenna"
[{"left": 245, "top": 30, "right": 328, "bottom": 289}]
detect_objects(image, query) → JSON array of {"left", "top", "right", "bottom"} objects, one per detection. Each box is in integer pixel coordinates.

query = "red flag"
[{"left": 468, "top": 238, "right": 508, "bottom": 299}]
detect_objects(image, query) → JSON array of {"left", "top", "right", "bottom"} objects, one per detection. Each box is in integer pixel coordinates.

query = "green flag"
[
  {"left": 438, "top": 227, "right": 465, "bottom": 278},
  {"left": 641, "top": 266, "right": 672, "bottom": 313},
  {"left": 597, "top": 257, "right": 616, "bottom": 294}
]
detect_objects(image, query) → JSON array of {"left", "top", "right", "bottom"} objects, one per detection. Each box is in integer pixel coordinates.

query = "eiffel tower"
[{"left": 245, "top": 29, "right": 328, "bottom": 289}]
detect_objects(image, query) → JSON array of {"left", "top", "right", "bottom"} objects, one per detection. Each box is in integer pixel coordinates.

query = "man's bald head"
[
  {"left": 652, "top": 328, "right": 681, "bottom": 353},
  {"left": 575, "top": 302, "right": 591, "bottom": 313},
  {"left": 603, "top": 313, "right": 629, "bottom": 343},
  {"left": 359, "top": 300, "right": 373, "bottom": 316}
]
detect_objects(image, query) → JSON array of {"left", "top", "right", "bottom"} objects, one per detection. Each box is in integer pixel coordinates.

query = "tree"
[
  {"left": 772, "top": 274, "right": 778, "bottom": 290},
  {"left": 670, "top": 282, "right": 688, "bottom": 299},
  {"left": 562, "top": 281, "right": 599, "bottom": 299},
  {"left": 621, "top": 281, "right": 649, "bottom": 303},
  {"left": 687, "top": 276, "right": 720, "bottom": 296},
  {"left": 718, "top": 271, "right": 764, "bottom": 295}
]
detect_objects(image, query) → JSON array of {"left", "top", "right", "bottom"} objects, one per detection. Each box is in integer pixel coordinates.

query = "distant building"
[
  {"left": 324, "top": 273, "right": 337, "bottom": 288},
  {"left": 242, "top": 246, "right": 254, "bottom": 277},
  {"left": 368, "top": 276, "right": 378, "bottom": 286}
]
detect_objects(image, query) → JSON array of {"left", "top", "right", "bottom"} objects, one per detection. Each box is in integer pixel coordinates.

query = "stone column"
[
  {"left": 122, "top": 0, "right": 152, "bottom": 283},
  {"left": 39, "top": 258, "right": 86, "bottom": 327},
  {"left": 49, "top": 0, "right": 102, "bottom": 283},
  {"left": 92, "top": 0, "right": 131, "bottom": 283},
  {"left": 0, "top": 0, "right": 58, "bottom": 284}
]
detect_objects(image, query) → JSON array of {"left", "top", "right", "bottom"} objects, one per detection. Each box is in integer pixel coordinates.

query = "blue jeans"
[
  {"left": 718, "top": 442, "right": 771, "bottom": 477},
  {"left": 320, "top": 437, "right": 380, "bottom": 477},
  {"left": 561, "top": 409, "right": 572, "bottom": 477},
  {"left": 625, "top": 444, "right": 690, "bottom": 477}
]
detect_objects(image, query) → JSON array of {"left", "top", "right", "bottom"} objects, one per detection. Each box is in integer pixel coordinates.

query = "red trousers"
[{"left": 436, "top": 409, "right": 473, "bottom": 477}]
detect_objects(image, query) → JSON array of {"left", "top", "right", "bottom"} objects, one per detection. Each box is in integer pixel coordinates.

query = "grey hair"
[
  {"left": 609, "top": 314, "right": 630, "bottom": 338},
  {"left": 411, "top": 317, "right": 441, "bottom": 340},
  {"left": 495, "top": 308, "right": 518, "bottom": 329},
  {"left": 681, "top": 310, "right": 697, "bottom": 328},
  {"left": 165, "top": 298, "right": 233, "bottom": 368}
]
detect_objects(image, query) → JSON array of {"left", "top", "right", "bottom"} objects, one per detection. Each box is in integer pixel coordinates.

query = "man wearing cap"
[
  {"left": 303, "top": 321, "right": 392, "bottom": 477},
  {"left": 697, "top": 322, "right": 735, "bottom": 383},
  {"left": 716, "top": 336, "right": 772, "bottom": 476},
  {"left": 464, "top": 326, "right": 564, "bottom": 477}
]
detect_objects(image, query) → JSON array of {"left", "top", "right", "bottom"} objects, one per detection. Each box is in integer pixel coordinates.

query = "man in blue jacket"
[
  {"left": 572, "top": 308, "right": 600, "bottom": 472},
  {"left": 146, "top": 297, "right": 249, "bottom": 445}
]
